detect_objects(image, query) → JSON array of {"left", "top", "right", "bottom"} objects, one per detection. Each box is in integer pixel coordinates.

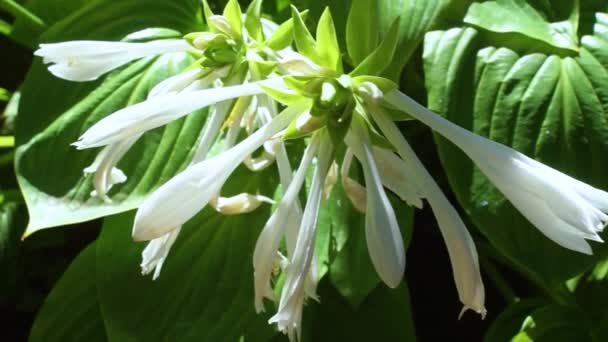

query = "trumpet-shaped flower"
[
  {"left": 35, "top": 39, "right": 191, "bottom": 81},
  {"left": 384, "top": 90, "right": 608, "bottom": 255}
]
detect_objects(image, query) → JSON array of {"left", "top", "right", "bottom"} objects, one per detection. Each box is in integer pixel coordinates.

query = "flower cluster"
[{"left": 35, "top": 1, "right": 607, "bottom": 340}]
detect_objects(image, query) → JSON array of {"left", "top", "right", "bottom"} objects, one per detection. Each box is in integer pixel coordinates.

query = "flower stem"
[{"left": 0, "top": 0, "right": 46, "bottom": 31}]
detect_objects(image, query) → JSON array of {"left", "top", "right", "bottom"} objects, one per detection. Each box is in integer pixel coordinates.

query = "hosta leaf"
[
  {"left": 370, "top": 0, "right": 460, "bottom": 80},
  {"left": 301, "top": 280, "right": 416, "bottom": 342},
  {"left": 464, "top": 0, "right": 580, "bottom": 53},
  {"left": 11, "top": 0, "right": 200, "bottom": 47},
  {"left": 17, "top": 52, "right": 205, "bottom": 236},
  {"left": 423, "top": 14, "right": 608, "bottom": 289},
  {"left": 483, "top": 298, "right": 546, "bottom": 342},
  {"left": 95, "top": 164, "right": 278, "bottom": 341},
  {"left": 29, "top": 243, "right": 108, "bottom": 342}
]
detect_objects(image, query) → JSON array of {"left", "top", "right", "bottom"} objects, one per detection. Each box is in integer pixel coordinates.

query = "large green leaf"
[
  {"left": 95, "top": 164, "right": 278, "bottom": 341},
  {"left": 423, "top": 13, "right": 608, "bottom": 288},
  {"left": 17, "top": 53, "right": 206, "bottom": 235},
  {"left": 300, "top": 280, "right": 416, "bottom": 342},
  {"left": 29, "top": 243, "right": 108, "bottom": 342},
  {"left": 464, "top": 0, "right": 580, "bottom": 53},
  {"left": 344, "top": 0, "right": 464, "bottom": 79},
  {"left": 483, "top": 299, "right": 546, "bottom": 342},
  {"left": 11, "top": 0, "right": 200, "bottom": 47}
]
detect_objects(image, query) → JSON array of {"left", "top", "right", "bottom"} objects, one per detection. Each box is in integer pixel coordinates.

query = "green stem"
[{"left": 0, "top": 0, "right": 46, "bottom": 30}]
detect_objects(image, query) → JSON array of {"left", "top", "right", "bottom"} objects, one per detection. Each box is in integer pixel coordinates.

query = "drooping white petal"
[
  {"left": 346, "top": 118, "right": 405, "bottom": 288},
  {"left": 73, "top": 78, "right": 286, "bottom": 149},
  {"left": 385, "top": 89, "right": 608, "bottom": 253},
  {"left": 270, "top": 133, "right": 333, "bottom": 342},
  {"left": 83, "top": 134, "right": 140, "bottom": 202},
  {"left": 369, "top": 99, "right": 486, "bottom": 317},
  {"left": 35, "top": 40, "right": 191, "bottom": 81},
  {"left": 141, "top": 226, "right": 182, "bottom": 280},
  {"left": 253, "top": 135, "right": 319, "bottom": 313},
  {"left": 132, "top": 101, "right": 309, "bottom": 241}
]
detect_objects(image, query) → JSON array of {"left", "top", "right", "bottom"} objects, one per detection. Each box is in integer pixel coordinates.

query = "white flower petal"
[
  {"left": 132, "top": 101, "right": 308, "bottom": 241},
  {"left": 372, "top": 147, "right": 424, "bottom": 208},
  {"left": 253, "top": 136, "right": 319, "bottom": 313},
  {"left": 147, "top": 68, "right": 204, "bottom": 98},
  {"left": 141, "top": 226, "right": 182, "bottom": 280},
  {"left": 270, "top": 133, "right": 333, "bottom": 342},
  {"left": 73, "top": 79, "right": 284, "bottom": 149},
  {"left": 385, "top": 89, "right": 608, "bottom": 254},
  {"left": 35, "top": 40, "right": 191, "bottom": 81},
  {"left": 84, "top": 134, "right": 140, "bottom": 202},
  {"left": 347, "top": 119, "right": 405, "bottom": 288},
  {"left": 370, "top": 101, "right": 486, "bottom": 317}
]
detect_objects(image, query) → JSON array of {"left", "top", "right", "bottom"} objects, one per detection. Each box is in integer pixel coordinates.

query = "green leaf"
[
  {"left": 513, "top": 304, "right": 591, "bottom": 342},
  {"left": 346, "top": 0, "right": 379, "bottom": 66},
  {"left": 423, "top": 16, "right": 608, "bottom": 289},
  {"left": 368, "top": 0, "right": 454, "bottom": 81},
  {"left": 290, "top": 5, "right": 320, "bottom": 64},
  {"left": 223, "top": 0, "right": 243, "bottom": 40},
  {"left": 18, "top": 51, "right": 206, "bottom": 234},
  {"left": 245, "top": 0, "right": 264, "bottom": 41},
  {"left": 266, "top": 15, "right": 299, "bottom": 51},
  {"left": 483, "top": 299, "right": 545, "bottom": 342},
  {"left": 303, "top": 280, "right": 416, "bottom": 342},
  {"left": 0, "top": 18, "right": 11, "bottom": 36},
  {"left": 11, "top": 0, "right": 200, "bottom": 47},
  {"left": 316, "top": 8, "right": 341, "bottom": 72},
  {"left": 0, "top": 202, "right": 24, "bottom": 298},
  {"left": 29, "top": 243, "right": 108, "bottom": 342},
  {"left": 350, "top": 17, "right": 400, "bottom": 77},
  {"left": 464, "top": 0, "right": 580, "bottom": 53},
  {"left": 95, "top": 164, "right": 278, "bottom": 341}
]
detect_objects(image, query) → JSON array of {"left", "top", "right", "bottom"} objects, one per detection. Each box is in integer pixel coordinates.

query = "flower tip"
[{"left": 458, "top": 305, "right": 487, "bottom": 320}]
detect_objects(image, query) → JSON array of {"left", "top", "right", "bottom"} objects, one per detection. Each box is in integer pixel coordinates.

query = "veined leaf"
[
  {"left": 29, "top": 243, "right": 108, "bottom": 342},
  {"left": 464, "top": 0, "right": 580, "bottom": 53}
]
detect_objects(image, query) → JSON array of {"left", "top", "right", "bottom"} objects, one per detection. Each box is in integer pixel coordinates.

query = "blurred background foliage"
[{"left": 1, "top": 0, "right": 608, "bottom": 341}]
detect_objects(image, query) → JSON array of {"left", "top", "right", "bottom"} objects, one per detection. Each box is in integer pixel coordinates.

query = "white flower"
[
  {"left": 345, "top": 116, "right": 406, "bottom": 288},
  {"left": 385, "top": 90, "right": 608, "bottom": 255},
  {"left": 140, "top": 226, "right": 182, "bottom": 280},
  {"left": 132, "top": 101, "right": 309, "bottom": 241},
  {"left": 210, "top": 193, "right": 274, "bottom": 214},
  {"left": 83, "top": 134, "right": 140, "bottom": 202},
  {"left": 73, "top": 79, "right": 285, "bottom": 149},
  {"left": 253, "top": 134, "right": 320, "bottom": 313},
  {"left": 35, "top": 39, "right": 191, "bottom": 82},
  {"left": 361, "top": 85, "right": 486, "bottom": 317},
  {"left": 270, "top": 133, "right": 333, "bottom": 342}
]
